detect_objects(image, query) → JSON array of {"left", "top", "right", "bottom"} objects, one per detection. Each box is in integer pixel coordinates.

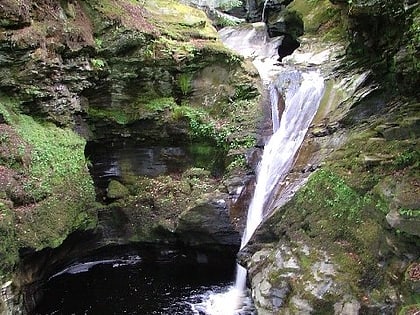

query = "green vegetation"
[
  {"left": 394, "top": 148, "right": 420, "bottom": 169},
  {"left": 408, "top": 8, "right": 420, "bottom": 71},
  {"left": 88, "top": 107, "right": 131, "bottom": 125},
  {"left": 215, "top": 15, "right": 240, "bottom": 27},
  {"left": 177, "top": 73, "right": 193, "bottom": 96},
  {"left": 399, "top": 208, "right": 420, "bottom": 219},
  {"left": 268, "top": 166, "right": 394, "bottom": 299},
  {"left": 145, "top": 97, "right": 177, "bottom": 112},
  {"left": 399, "top": 304, "right": 420, "bottom": 315},
  {"left": 144, "top": 0, "right": 218, "bottom": 40},
  {"left": 91, "top": 58, "right": 106, "bottom": 70},
  {"left": 327, "top": 125, "right": 418, "bottom": 194},
  {"left": 0, "top": 203, "right": 18, "bottom": 279},
  {"left": 0, "top": 0, "right": 261, "bottom": 282},
  {"left": 216, "top": 0, "right": 242, "bottom": 11},
  {"left": 172, "top": 105, "right": 230, "bottom": 148},
  {"left": 297, "top": 168, "right": 366, "bottom": 222}
]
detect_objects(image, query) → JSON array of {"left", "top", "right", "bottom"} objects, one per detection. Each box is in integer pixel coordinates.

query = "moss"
[
  {"left": 399, "top": 304, "right": 420, "bottom": 315},
  {"left": 288, "top": 0, "right": 345, "bottom": 40},
  {"left": 327, "top": 122, "right": 419, "bottom": 194},
  {"left": 0, "top": 202, "right": 18, "bottom": 280},
  {"left": 144, "top": 0, "right": 218, "bottom": 40},
  {"left": 0, "top": 98, "right": 97, "bottom": 278},
  {"left": 295, "top": 168, "right": 367, "bottom": 222},
  {"left": 267, "top": 165, "right": 397, "bottom": 298},
  {"left": 12, "top": 116, "right": 97, "bottom": 249},
  {"left": 88, "top": 96, "right": 178, "bottom": 125},
  {"left": 105, "top": 168, "right": 221, "bottom": 241},
  {"left": 107, "top": 180, "right": 130, "bottom": 199}
]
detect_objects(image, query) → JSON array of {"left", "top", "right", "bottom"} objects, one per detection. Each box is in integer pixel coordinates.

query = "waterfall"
[
  {"left": 261, "top": 0, "right": 270, "bottom": 22},
  {"left": 196, "top": 69, "right": 325, "bottom": 315},
  {"left": 235, "top": 68, "right": 324, "bottom": 288},
  {"left": 194, "top": 24, "right": 325, "bottom": 315},
  {"left": 269, "top": 84, "right": 280, "bottom": 133}
]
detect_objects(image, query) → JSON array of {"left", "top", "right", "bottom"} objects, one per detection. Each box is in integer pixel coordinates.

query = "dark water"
[{"left": 33, "top": 250, "right": 236, "bottom": 315}]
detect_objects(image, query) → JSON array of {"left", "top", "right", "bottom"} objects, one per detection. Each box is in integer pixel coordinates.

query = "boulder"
[
  {"left": 106, "top": 180, "right": 130, "bottom": 200},
  {"left": 175, "top": 193, "right": 241, "bottom": 247}
]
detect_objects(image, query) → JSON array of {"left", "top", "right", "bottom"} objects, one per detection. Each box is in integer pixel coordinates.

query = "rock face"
[
  {"left": 246, "top": 0, "right": 303, "bottom": 60},
  {"left": 0, "top": 0, "right": 418, "bottom": 314},
  {"left": 338, "top": 0, "right": 420, "bottom": 98},
  {"left": 246, "top": 0, "right": 293, "bottom": 23}
]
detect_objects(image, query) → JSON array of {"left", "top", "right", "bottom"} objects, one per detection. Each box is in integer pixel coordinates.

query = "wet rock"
[
  {"left": 246, "top": 243, "right": 340, "bottom": 314},
  {"left": 375, "top": 117, "right": 420, "bottom": 140},
  {"left": 1, "top": 280, "right": 22, "bottom": 315},
  {"left": 386, "top": 210, "right": 420, "bottom": 237},
  {"left": 375, "top": 175, "right": 420, "bottom": 237},
  {"left": 175, "top": 193, "right": 241, "bottom": 247},
  {"left": 310, "top": 122, "right": 340, "bottom": 137},
  {"left": 277, "top": 34, "right": 301, "bottom": 61},
  {"left": 333, "top": 298, "right": 361, "bottom": 315},
  {"left": 290, "top": 297, "right": 313, "bottom": 314},
  {"left": 363, "top": 154, "right": 392, "bottom": 168},
  {"left": 266, "top": 9, "right": 304, "bottom": 39}
]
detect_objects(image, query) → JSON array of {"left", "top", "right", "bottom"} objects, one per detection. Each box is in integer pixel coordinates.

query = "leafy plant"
[
  {"left": 226, "top": 155, "right": 246, "bottom": 171},
  {"left": 399, "top": 208, "right": 420, "bottom": 218},
  {"left": 393, "top": 149, "right": 419, "bottom": 169},
  {"left": 171, "top": 105, "right": 231, "bottom": 148},
  {"left": 145, "top": 97, "right": 176, "bottom": 112},
  {"left": 94, "top": 38, "right": 103, "bottom": 49},
  {"left": 215, "top": 15, "right": 240, "bottom": 27},
  {"left": 91, "top": 58, "right": 106, "bottom": 70},
  {"left": 178, "top": 73, "right": 193, "bottom": 96}
]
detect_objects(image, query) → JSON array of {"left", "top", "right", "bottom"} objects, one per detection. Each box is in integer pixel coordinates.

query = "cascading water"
[
  {"left": 193, "top": 24, "right": 325, "bottom": 315},
  {"left": 269, "top": 84, "right": 280, "bottom": 133},
  {"left": 261, "top": 0, "right": 270, "bottom": 22}
]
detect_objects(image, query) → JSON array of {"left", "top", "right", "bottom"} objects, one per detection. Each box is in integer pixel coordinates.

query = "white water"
[
  {"left": 269, "top": 84, "right": 280, "bottom": 133},
  {"left": 194, "top": 24, "right": 325, "bottom": 315},
  {"left": 219, "top": 23, "right": 282, "bottom": 84},
  {"left": 261, "top": 0, "right": 270, "bottom": 22}
]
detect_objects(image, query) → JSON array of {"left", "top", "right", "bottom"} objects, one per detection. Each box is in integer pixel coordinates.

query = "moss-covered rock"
[
  {"left": 329, "top": 0, "right": 419, "bottom": 98},
  {"left": 96, "top": 167, "right": 240, "bottom": 246},
  {"left": 0, "top": 96, "right": 97, "bottom": 282},
  {"left": 106, "top": 180, "right": 129, "bottom": 199}
]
